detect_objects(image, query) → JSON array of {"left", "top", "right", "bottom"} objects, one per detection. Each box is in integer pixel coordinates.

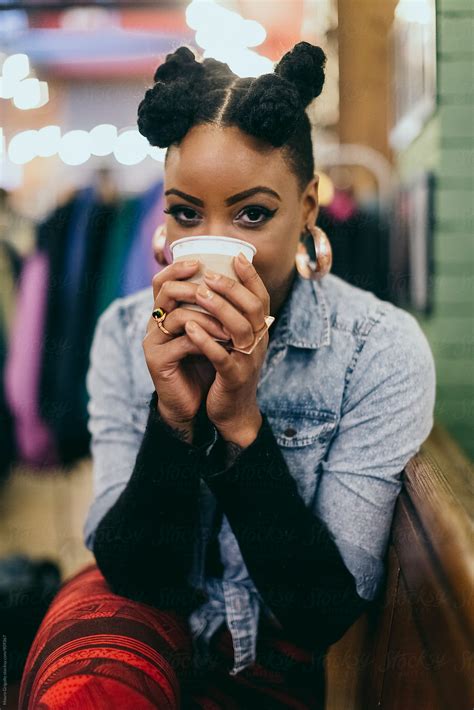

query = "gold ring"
[
  {"left": 230, "top": 316, "right": 276, "bottom": 355},
  {"left": 152, "top": 308, "right": 174, "bottom": 337}
]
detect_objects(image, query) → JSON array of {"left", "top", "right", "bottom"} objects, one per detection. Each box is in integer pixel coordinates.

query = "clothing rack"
[{"left": 2, "top": 178, "right": 165, "bottom": 473}]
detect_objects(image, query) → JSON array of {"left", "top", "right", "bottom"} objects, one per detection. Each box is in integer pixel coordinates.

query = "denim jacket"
[{"left": 83, "top": 271, "right": 436, "bottom": 676}]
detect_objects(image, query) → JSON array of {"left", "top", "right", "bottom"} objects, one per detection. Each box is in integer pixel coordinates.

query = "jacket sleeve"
[
  {"left": 312, "top": 307, "right": 436, "bottom": 601},
  {"left": 92, "top": 389, "right": 216, "bottom": 612},
  {"left": 201, "top": 307, "right": 436, "bottom": 652},
  {"left": 83, "top": 298, "right": 218, "bottom": 612},
  {"left": 201, "top": 420, "right": 371, "bottom": 653}
]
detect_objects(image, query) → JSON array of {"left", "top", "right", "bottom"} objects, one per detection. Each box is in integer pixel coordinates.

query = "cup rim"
[{"left": 169, "top": 235, "right": 257, "bottom": 255}]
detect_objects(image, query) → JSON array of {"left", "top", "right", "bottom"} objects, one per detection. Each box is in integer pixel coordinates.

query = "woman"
[{"left": 20, "top": 42, "right": 435, "bottom": 709}]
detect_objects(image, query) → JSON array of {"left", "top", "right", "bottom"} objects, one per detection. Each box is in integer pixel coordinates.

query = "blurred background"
[{"left": 0, "top": 0, "right": 472, "bottom": 701}]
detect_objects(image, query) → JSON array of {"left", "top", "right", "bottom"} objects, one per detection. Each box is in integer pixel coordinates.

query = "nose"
[{"left": 198, "top": 221, "right": 236, "bottom": 238}]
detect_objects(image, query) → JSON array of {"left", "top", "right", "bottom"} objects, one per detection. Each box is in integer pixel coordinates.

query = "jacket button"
[{"left": 283, "top": 427, "right": 297, "bottom": 438}]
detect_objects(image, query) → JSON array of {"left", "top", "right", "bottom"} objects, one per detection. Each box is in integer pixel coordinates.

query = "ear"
[
  {"left": 301, "top": 174, "right": 319, "bottom": 232},
  {"left": 152, "top": 224, "right": 169, "bottom": 265}
]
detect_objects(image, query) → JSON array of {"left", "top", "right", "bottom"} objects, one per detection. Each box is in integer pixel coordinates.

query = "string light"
[
  {"left": 2, "top": 53, "right": 30, "bottom": 83},
  {"left": 185, "top": 0, "right": 272, "bottom": 77},
  {"left": 12, "top": 78, "right": 49, "bottom": 110},
  {"left": 89, "top": 124, "right": 118, "bottom": 156},
  {"left": 0, "top": 52, "right": 49, "bottom": 109},
  {"left": 8, "top": 130, "right": 38, "bottom": 164},
  {"left": 59, "top": 130, "right": 92, "bottom": 166},
  {"left": 149, "top": 146, "right": 166, "bottom": 162},
  {"left": 113, "top": 128, "right": 149, "bottom": 165},
  {"left": 4, "top": 126, "right": 162, "bottom": 166},
  {"left": 36, "top": 126, "right": 61, "bottom": 158}
]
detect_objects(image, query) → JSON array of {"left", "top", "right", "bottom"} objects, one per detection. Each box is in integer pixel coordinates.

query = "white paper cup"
[{"left": 170, "top": 236, "right": 257, "bottom": 314}]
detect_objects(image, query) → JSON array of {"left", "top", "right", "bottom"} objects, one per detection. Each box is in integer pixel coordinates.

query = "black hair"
[{"left": 137, "top": 41, "right": 326, "bottom": 194}]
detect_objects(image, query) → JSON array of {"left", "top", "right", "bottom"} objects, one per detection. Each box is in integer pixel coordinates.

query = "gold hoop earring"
[
  {"left": 152, "top": 223, "right": 169, "bottom": 266},
  {"left": 295, "top": 224, "right": 332, "bottom": 280}
]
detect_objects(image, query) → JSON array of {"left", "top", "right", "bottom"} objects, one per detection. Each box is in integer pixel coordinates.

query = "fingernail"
[
  {"left": 186, "top": 321, "right": 197, "bottom": 332},
  {"left": 197, "top": 284, "right": 213, "bottom": 299},
  {"left": 184, "top": 259, "right": 198, "bottom": 267},
  {"left": 237, "top": 252, "right": 249, "bottom": 265},
  {"left": 204, "top": 269, "right": 220, "bottom": 280}
]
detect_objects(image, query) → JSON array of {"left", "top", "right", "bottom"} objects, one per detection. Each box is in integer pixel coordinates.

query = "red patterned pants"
[{"left": 19, "top": 563, "right": 325, "bottom": 709}]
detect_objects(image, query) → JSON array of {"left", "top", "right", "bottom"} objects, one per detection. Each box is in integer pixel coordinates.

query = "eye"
[
  {"left": 163, "top": 205, "right": 200, "bottom": 225},
  {"left": 237, "top": 205, "right": 277, "bottom": 227},
  {"left": 163, "top": 203, "right": 277, "bottom": 229}
]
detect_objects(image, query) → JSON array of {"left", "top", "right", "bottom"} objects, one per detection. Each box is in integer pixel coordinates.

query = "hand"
[
  {"left": 143, "top": 259, "right": 231, "bottom": 437},
  {"left": 183, "top": 252, "right": 270, "bottom": 447}
]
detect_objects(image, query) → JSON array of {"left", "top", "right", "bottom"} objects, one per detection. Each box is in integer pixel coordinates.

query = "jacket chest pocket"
[
  {"left": 263, "top": 409, "right": 338, "bottom": 504},
  {"left": 264, "top": 409, "right": 337, "bottom": 448}
]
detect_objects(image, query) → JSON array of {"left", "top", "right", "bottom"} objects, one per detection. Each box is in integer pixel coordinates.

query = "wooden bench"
[{"left": 325, "top": 423, "right": 474, "bottom": 709}]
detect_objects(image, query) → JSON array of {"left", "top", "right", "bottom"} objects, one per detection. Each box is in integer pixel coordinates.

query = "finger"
[
  {"left": 184, "top": 321, "right": 237, "bottom": 380},
  {"left": 195, "top": 283, "right": 255, "bottom": 351},
  {"left": 152, "top": 259, "right": 201, "bottom": 301},
  {"left": 233, "top": 253, "right": 270, "bottom": 312},
  {"left": 152, "top": 280, "right": 231, "bottom": 339},
  {"left": 143, "top": 330, "right": 205, "bottom": 365},
  {"left": 154, "top": 279, "right": 202, "bottom": 314},
  {"left": 149, "top": 307, "right": 231, "bottom": 344},
  {"left": 202, "top": 268, "right": 265, "bottom": 333}
]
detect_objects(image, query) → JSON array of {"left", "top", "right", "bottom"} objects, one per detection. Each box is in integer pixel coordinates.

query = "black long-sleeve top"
[{"left": 92, "top": 390, "right": 371, "bottom": 653}]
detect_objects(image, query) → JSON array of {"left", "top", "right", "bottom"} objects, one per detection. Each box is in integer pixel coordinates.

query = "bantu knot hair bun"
[
  {"left": 137, "top": 79, "right": 197, "bottom": 148},
  {"left": 137, "top": 41, "right": 326, "bottom": 149},
  {"left": 137, "top": 46, "right": 204, "bottom": 148},
  {"left": 275, "top": 41, "right": 327, "bottom": 108},
  {"left": 227, "top": 41, "right": 327, "bottom": 147},
  {"left": 201, "top": 57, "right": 234, "bottom": 83},
  {"left": 153, "top": 46, "right": 204, "bottom": 84},
  {"left": 231, "top": 74, "right": 304, "bottom": 148}
]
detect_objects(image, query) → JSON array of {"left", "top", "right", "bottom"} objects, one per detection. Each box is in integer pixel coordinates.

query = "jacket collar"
[{"left": 273, "top": 271, "right": 331, "bottom": 350}]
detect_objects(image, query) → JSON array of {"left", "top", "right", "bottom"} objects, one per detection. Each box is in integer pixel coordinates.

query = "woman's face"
[{"left": 163, "top": 124, "right": 319, "bottom": 314}]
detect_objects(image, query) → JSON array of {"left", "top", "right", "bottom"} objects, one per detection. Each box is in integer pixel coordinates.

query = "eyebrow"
[{"left": 164, "top": 186, "right": 281, "bottom": 207}]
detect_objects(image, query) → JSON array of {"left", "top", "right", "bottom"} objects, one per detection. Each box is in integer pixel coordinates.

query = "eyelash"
[{"left": 163, "top": 204, "right": 277, "bottom": 228}]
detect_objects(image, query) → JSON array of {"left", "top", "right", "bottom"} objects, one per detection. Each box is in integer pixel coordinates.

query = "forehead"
[{"left": 164, "top": 124, "right": 294, "bottom": 196}]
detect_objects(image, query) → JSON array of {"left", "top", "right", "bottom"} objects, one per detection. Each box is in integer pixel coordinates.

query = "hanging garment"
[
  {"left": 93, "top": 195, "right": 141, "bottom": 324},
  {"left": 0, "top": 196, "right": 36, "bottom": 258},
  {"left": 4, "top": 197, "right": 76, "bottom": 470},
  {"left": 52, "top": 196, "right": 118, "bottom": 465},
  {"left": 317, "top": 200, "right": 389, "bottom": 301},
  {"left": 78, "top": 200, "right": 120, "bottom": 433},
  {"left": 0, "top": 240, "right": 23, "bottom": 479},
  {"left": 7, "top": 180, "right": 163, "bottom": 469},
  {"left": 4, "top": 249, "right": 60, "bottom": 468},
  {"left": 0, "top": 239, "right": 22, "bottom": 346},
  {"left": 120, "top": 180, "right": 163, "bottom": 297},
  {"left": 0, "top": 317, "right": 16, "bottom": 480},
  {"left": 36, "top": 196, "right": 78, "bottom": 439},
  {"left": 62, "top": 187, "right": 96, "bottom": 309}
]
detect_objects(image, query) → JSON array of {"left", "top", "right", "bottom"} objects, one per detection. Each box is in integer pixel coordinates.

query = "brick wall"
[{"left": 397, "top": 0, "right": 473, "bottom": 459}]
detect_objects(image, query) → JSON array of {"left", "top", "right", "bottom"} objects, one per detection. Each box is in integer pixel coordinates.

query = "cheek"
[
  {"left": 252, "top": 251, "right": 295, "bottom": 295},
  {"left": 253, "top": 238, "right": 296, "bottom": 271}
]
